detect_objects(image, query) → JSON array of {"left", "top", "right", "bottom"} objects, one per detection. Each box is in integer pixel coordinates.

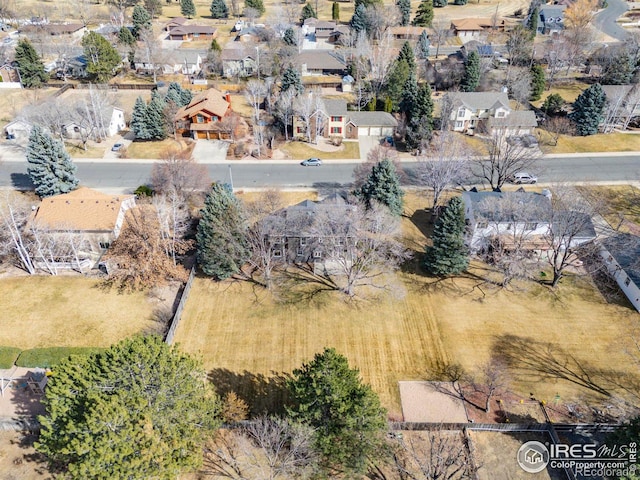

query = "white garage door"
[
  {"left": 369, "top": 127, "right": 382, "bottom": 136},
  {"left": 358, "top": 127, "right": 369, "bottom": 136},
  {"left": 381, "top": 127, "right": 394, "bottom": 136}
]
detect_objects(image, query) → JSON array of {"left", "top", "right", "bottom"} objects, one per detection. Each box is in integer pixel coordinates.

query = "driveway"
[
  {"left": 192, "top": 140, "right": 230, "bottom": 164},
  {"left": 357, "top": 135, "right": 381, "bottom": 161}
]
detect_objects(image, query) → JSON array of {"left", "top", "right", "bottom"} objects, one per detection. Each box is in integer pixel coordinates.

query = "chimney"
[{"left": 225, "top": 93, "right": 231, "bottom": 104}]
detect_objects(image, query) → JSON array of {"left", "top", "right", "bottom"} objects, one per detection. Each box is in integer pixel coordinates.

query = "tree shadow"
[
  {"left": 410, "top": 208, "right": 434, "bottom": 239},
  {"left": 312, "top": 181, "right": 352, "bottom": 195},
  {"left": 208, "top": 368, "right": 290, "bottom": 417},
  {"left": 10, "top": 173, "right": 34, "bottom": 191},
  {"left": 491, "top": 334, "right": 640, "bottom": 400}
]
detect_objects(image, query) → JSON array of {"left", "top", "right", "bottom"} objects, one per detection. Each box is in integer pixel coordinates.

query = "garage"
[
  {"left": 369, "top": 127, "right": 382, "bottom": 136},
  {"left": 358, "top": 127, "right": 369, "bottom": 136},
  {"left": 347, "top": 111, "right": 398, "bottom": 138}
]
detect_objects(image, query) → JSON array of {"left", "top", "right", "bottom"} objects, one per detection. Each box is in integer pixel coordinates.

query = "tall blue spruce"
[
  {"left": 26, "top": 125, "right": 79, "bottom": 198},
  {"left": 424, "top": 196, "right": 469, "bottom": 275},
  {"left": 569, "top": 83, "right": 606, "bottom": 136},
  {"left": 354, "top": 158, "right": 404, "bottom": 216}
]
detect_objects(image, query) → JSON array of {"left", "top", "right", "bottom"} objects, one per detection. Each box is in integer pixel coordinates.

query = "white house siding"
[{"left": 600, "top": 247, "right": 640, "bottom": 312}]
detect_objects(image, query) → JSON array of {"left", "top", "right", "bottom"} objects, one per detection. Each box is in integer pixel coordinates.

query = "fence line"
[{"left": 164, "top": 267, "right": 196, "bottom": 344}]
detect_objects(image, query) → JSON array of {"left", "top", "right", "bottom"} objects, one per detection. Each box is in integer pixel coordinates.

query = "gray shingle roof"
[
  {"left": 347, "top": 111, "right": 398, "bottom": 127},
  {"left": 451, "top": 92, "right": 510, "bottom": 111},
  {"left": 297, "top": 51, "right": 346, "bottom": 70},
  {"left": 462, "top": 191, "right": 551, "bottom": 222},
  {"left": 322, "top": 99, "right": 347, "bottom": 116},
  {"left": 491, "top": 110, "right": 538, "bottom": 128},
  {"left": 602, "top": 233, "right": 640, "bottom": 286}
]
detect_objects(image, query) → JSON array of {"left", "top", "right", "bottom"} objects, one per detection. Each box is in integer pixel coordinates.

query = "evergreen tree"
[
  {"left": 350, "top": 4, "right": 368, "bottom": 33},
  {"left": 210, "top": 0, "right": 229, "bottom": 18},
  {"left": 398, "top": 41, "right": 416, "bottom": 72},
  {"left": 300, "top": 2, "right": 316, "bottom": 22},
  {"left": 406, "top": 82, "right": 433, "bottom": 149},
  {"left": 397, "top": 0, "right": 411, "bottom": 26},
  {"left": 412, "top": 0, "right": 434, "bottom": 27},
  {"left": 26, "top": 125, "right": 79, "bottom": 198},
  {"left": 530, "top": 64, "right": 545, "bottom": 101},
  {"left": 460, "top": 50, "right": 480, "bottom": 92},
  {"left": 132, "top": 5, "right": 152, "bottom": 38},
  {"left": 541, "top": 93, "right": 565, "bottom": 115},
  {"left": 131, "top": 96, "right": 150, "bottom": 140},
  {"left": 14, "top": 39, "right": 48, "bottom": 88},
  {"left": 400, "top": 72, "right": 418, "bottom": 118},
  {"left": 196, "top": 183, "right": 250, "bottom": 279},
  {"left": 147, "top": 91, "right": 167, "bottom": 140},
  {"left": 210, "top": 38, "right": 222, "bottom": 53},
  {"left": 527, "top": 6, "right": 539, "bottom": 33},
  {"left": 602, "top": 53, "right": 634, "bottom": 85},
  {"left": 283, "top": 27, "right": 297, "bottom": 46},
  {"left": 82, "top": 31, "right": 122, "bottom": 82},
  {"left": 354, "top": 158, "right": 404, "bottom": 216},
  {"left": 281, "top": 65, "right": 303, "bottom": 94},
  {"left": 454, "top": 0, "right": 467, "bottom": 5},
  {"left": 287, "top": 348, "right": 387, "bottom": 474},
  {"left": 36, "top": 336, "right": 220, "bottom": 479},
  {"left": 424, "top": 196, "right": 469, "bottom": 275},
  {"left": 386, "top": 58, "right": 410, "bottom": 111},
  {"left": 166, "top": 82, "right": 192, "bottom": 107},
  {"left": 433, "top": 0, "right": 447, "bottom": 6},
  {"left": 181, "top": 0, "right": 197, "bottom": 18},
  {"left": 416, "top": 30, "right": 430, "bottom": 60},
  {"left": 569, "top": 83, "right": 606, "bottom": 136},
  {"left": 332, "top": 1, "right": 340, "bottom": 21},
  {"left": 245, "top": 0, "right": 265, "bottom": 15},
  {"left": 118, "top": 26, "right": 135, "bottom": 46}
]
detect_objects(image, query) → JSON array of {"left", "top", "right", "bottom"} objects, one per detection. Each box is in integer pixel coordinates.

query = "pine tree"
[
  {"left": 460, "top": 50, "right": 480, "bottom": 92},
  {"left": 118, "top": 26, "right": 135, "bottom": 46},
  {"left": 416, "top": 30, "right": 430, "bottom": 60},
  {"left": 400, "top": 72, "right": 418, "bottom": 118},
  {"left": 36, "top": 336, "right": 220, "bottom": 479},
  {"left": 166, "top": 82, "right": 192, "bottom": 107},
  {"left": 287, "top": 348, "right": 387, "bottom": 473},
  {"left": 210, "top": 0, "right": 229, "bottom": 18},
  {"left": 14, "top": 39, "right": 48, "bottom": 88},
  {"left": 300, "top": 2, "right": 316, "bottom": 22},
  {"left": 602, "top": 53, "right": 634, "bottom": 85},
  {"left": 386, "top": 58, "right": 410, "bottom": 112},
  {"left": 147, "top": 91, "right": 167, "bottom": 140},
  {"left": 196, "top": 183, "right": 250, "bottom": 279},
  {"left": 281, "top": 65, "right": 303, "bottom": 94},
  {"left": 530, "top": 64, "right": 545, "bottom": 101},
  {"left": 424, "top": 196, "right": 469, "bottom": 275},
  {"left": 82, "top": 31, "right": 121, "bottom": 82},
  {"left": 131, "top": 96, "right": 150, "bottom": 140},
  {"left": 26, "top": 125, "right": 79, "bottom": 198},
  {"left": 406, "top": 82, "right": 433, "bottom": 149},
  {"left": 397, "top": 0, "right": 411, "bottom": 26},
  {"left": 132, "top": 5, "right": 152, "bottom": 38},
  {"left": 412, "top": 0, "right": 434, "bottom": 27},
  {"left": 210, "top": 38, "right": 222, "bottom": 53},
  {"left": 454, "top": 0, "right": 467, "bottom": 5},
  {"left": 245, "top": 0, "right": 265, "bottom": 15},
  {"left": 433, "top": 0, "right": 447, "bottom": 6},
  {"left": 569, "top": 83, "right": 606, "bottom": 136},
  {"left": 332, "top": 1, "right": 340, "bottom": 21},
  {"left": 398, "top": 41, "right": 416, "bottom": 72},
  {"left": 350, "top": 4, "right": 368, "bottom": 33},
  {"left": 527, "top": 6, "right": 539, "bottom": 33},
  {"left": 354, "top": 158, "right": 404, "bottom": 216},
  {"left": 283, "top": 27, "right": 297, "bottom": 46},
  {"left": 181, "top": 0, "right": 197, "bottom": 18}
]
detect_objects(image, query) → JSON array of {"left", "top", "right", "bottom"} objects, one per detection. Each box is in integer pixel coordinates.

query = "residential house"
[
  {"left": 30, "top": 187, "right": 136, "bottom": 267},
  {"left": 94, "top": 23, "right": 121, "bottom": 41},
  {"left": 4, "top": 119, "right": 32, "bottom": 140},
  {"left": 62, "top": 106, "right": 126, "bottom": 140},
  {"left": 447, "top": 91, "right": 537, "bottom": 136},
  {"left": 20, "top": 23, "right": 86, "bottom": 39},
  {"left": 264, "top": 194, "right": 357, "bottom": 266},
  {"left": 450, "top": 18, "right": 507, "bottom": 43},
  {"left": 296, "top": 51, "right": 347, "bottom": 76},
  {"left": 0, "top": 64, "right": 21, "bottom": 88},
  {"left": 600, "top": 234, "right": 640, "bottom": 312},
  {"left": 462, "top": 189, "right": 596, "bottom": 252},
  {"left": 66, "top": 55, "right": 89, "bottom": 78},
  {"left": 174, "top": 87, "right": 232, "bottom": 139},
  {"left": 293, "top": 97, "right": 397, "bottom": 140},
  {"left": 165, "top": 16, "right": 188, "bottom": 32},
  {"left": 221, "top": 44, "right": 257, "bottom": 77},
  {"left": 537, "top": 5, "right": 566, "bottom": 35},
  {"left": 601, "top": 84, "right": 640, "bottom": 131},
  {"left": 168, "top": 24, "right": 217, "bottom": 41},
  {"left": 389, "top": 26, "right": 428, "bottom": 40}
]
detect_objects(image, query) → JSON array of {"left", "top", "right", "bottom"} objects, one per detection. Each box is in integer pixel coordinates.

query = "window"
[
  {"left": 457, "top": 107, "right": 465, "bottom": 118},
  {"left": 99, "top": 242, "right": 110, "bottom": 249},
  {"left": 297, "top": 248, "right": 304, "bottom": 256},
  {"left": 625, "top": 277, "right": 631, "bottom": 287},
  {"left": 330, "top": 127, "right": 342, "bottom": 134},
  {"left": 496, "top": 111, "right": 506, "bottom": 118},
  {"left": 273, "top": 250, "right": 282, "bottom": 258},
  {"left": 297, "top": 126, "right": 303, "bottom": 133},
  {"left": 455, "top": 121, "right": 463, "bottom": 128},
  {"left": 196, "top": 114, "right": 204, "bottom": 123},
  {"left": 331, "top": 116, "right": 342, "bottom": 122},
  {"left": 300, "top": 237, "right": 308, "bottom": 246},
  {"left": 313, "top": 250, "right": 322, "bottom": 258},
  {"left": 524, "top": 222, "right": 537, "bottom": 230},
  {"left": 476, "top": 221, "right": 488, "bottom": 229},
  {"left": 194, "top": 33, "right": 200, "bottom": 37}
]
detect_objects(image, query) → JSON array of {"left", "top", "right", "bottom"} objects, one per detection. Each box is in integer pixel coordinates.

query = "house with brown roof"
[
  {"left": 389, "top": 26, "right": 428, "bottom": 40},
  {"left": 168, "top": 24, "right": 217, "bottom": 41},
  {"left": 31, "top": 187, "right": 136, "bottom": 265},
  {"left": 165, "top": 16, "right": 188, "bottom": 32},
  {"left": 174, "top": 88, "right": 232, "bottom": 139},
  {"left": 450, "top": 18, "right": 507, "bottom": 43},
  {"left": 20, "top": 23, "right": 86, "bottom": 39}
]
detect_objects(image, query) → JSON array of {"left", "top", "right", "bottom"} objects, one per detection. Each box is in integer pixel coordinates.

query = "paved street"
[
  {"left": 1, "top": 154, "right": 640, "bottom": 192},
  {"left": 593, "top": 0, "right": 630, "bottom": 41}
]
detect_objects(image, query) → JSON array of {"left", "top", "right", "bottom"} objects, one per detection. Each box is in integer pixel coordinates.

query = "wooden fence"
[{"left": 164, "top": 267, "right": 196, "bottom": 345}]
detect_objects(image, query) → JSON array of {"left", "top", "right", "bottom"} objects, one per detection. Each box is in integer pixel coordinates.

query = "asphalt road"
[
  {"left": 1, "top": 155, "right": 640, "bottom": 191},
  {"left": 593, "top": 0, "right": 629, "bottom": 41}
]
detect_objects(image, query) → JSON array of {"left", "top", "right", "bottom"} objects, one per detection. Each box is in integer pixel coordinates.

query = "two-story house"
[
  {"left": 537, "top": 5, "right": 566, "bottom": 35},
  {"left": 221, "top": 44, "right": 257, "bottom": 78},
  {"left": 447, "top": 92, "right": 537, "bottom": 136},
  {"left": 174, "top": 88, "right": 232, "bottom": 139}
]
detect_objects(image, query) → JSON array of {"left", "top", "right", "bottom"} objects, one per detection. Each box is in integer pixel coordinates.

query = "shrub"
[
  {"left": 16, "top": 347, "right": 104, "bottom": 368},
  {"left": 134, "top": 185, "right": 154, "bottom": 197},
  {"left": 0, "top": 346, "right": 22, "bottom": 369}
]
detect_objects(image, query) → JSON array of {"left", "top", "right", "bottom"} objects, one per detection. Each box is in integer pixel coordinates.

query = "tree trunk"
[{"left": 551, "top": 270, "right": 562, "bottom": 288}]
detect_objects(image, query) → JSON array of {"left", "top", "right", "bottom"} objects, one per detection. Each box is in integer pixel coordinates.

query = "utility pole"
[{"left": 228, "top": 164, "right": 234, "bottom": 190}]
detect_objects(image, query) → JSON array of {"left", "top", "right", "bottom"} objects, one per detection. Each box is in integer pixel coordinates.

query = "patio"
[{"left": 0, "top": 367, "right": 47, "bottom": 420}]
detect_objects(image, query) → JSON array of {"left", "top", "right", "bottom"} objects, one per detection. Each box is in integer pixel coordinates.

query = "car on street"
[
  {"left": 510, "top": 172, "right": 538, "bottom": 184},
  {"left": 111, "top": 143, "right": 124, "bottom": 152},
  {"left": 300, "top": 158, "right": 322, "bottom": 166}
]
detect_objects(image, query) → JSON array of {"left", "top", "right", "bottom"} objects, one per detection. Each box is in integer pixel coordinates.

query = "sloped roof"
[
  {"left": 322, "top": 99, "right": 347, "bottom": 116},
  {"left": 221, "top": 43, "right": 255, "bottom": 61},
  {"left": 602, "top": 233, "right": 640, "bottom": 286},
  {"left": 169, "top": 25, "right": 217, "bottom": 35},
  {"left": 450, "top": 18, "right": 496, "bottom": 31},
  {"left": 451, "top": 91, "right": 510, "bottom": 111},
  {"left": 297, "top": 51, "right": 346, "bottom": 70},
  {"left": 33, "top": 187, "right": 134, "bottom": 232},
  {"left": 166, "top": 16, "right": 188, "bottom": 27},
  {"left": 175, "top": 88, "right": 230, "bottom": 121},
  {"left": 347, "top": 111, "right": 398, "bottom": 127},
  {"left": 491, "top": 110, "right": 538, "bottom": 128},
  {"left": 274, "top": 194, "right": 356, "bottom": 236},
  {"left": 462, "top": 190, "right": 551, "bottom": 223}
]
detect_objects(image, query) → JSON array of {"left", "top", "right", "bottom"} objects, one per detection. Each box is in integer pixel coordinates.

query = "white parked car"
[{"left": 510, "top": 172, "right": 538, "bottom": 184}]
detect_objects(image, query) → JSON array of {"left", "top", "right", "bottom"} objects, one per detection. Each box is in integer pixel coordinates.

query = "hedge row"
[{"left": 0, "top": 346, "right": 103, "bottom": 369}]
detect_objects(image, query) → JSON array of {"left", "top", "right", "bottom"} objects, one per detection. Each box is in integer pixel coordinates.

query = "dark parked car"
[{"left": 301, "top": 158, "right": 322, "bottom": 166}]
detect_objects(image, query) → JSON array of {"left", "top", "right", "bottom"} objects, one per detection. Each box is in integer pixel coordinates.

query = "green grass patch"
[
  {"left": 279, "top": 140, "right": 360, "bottom": 160},
  {"left": 16, "top": 347, "right": 104, "bottom": 368},
  {"left": 0, "top": 347, "right": 21, "bottom": 369}
]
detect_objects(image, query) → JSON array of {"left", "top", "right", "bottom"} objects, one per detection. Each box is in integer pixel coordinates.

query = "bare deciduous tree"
[
  {"left": 473, "top": 130, "right": 541, "bottom": 190},
  {"left": 543, "top": 116, "right": 574, "bottom": 146},
  {"left": 152, "top": 189, "right": 192, "bottom": 265},
  {"left": 150, "top": 147, "right": 211, "bottom": 200},
  {"left": 507, "top": 67, "right": 532, "bottom": 109},
  {"left": 274, "top": 89, "right": 295, "bottom": 141},
  {"left": 293, "top": 91, "right": 318, "bottom": 144},
  {"left": 431, "top": 20, "right": 452, "bottom": 59},
  {"left": 475, "top": 358, "right": 510, "bottom": 413},
  {"left": 0, "top": 191, "right": 35, "bottom": 274}
]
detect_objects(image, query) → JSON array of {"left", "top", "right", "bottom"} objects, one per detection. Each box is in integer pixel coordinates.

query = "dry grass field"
[
  {"left": 0, "top": 431, "right": 48, "bottom": 480},
  {"left": 174, "top": 191, "right": 640, "bottom": 417},
  {"left": 540, "top": 132, "right": 640, "bottom": 154},
  {"left": 578, "top": 185, "right": 640, "bottom": 232},
  {"left": 0, "top": 277, "right": 156, "bottom": 349}
]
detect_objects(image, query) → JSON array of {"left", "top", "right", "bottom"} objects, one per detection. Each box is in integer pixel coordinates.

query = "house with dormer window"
[
  {"left": 174, "top": 88, "right": 232, "bottom": 139},
  {"left": 537, "top": 5, "right": 566, "bottom": 34}
]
